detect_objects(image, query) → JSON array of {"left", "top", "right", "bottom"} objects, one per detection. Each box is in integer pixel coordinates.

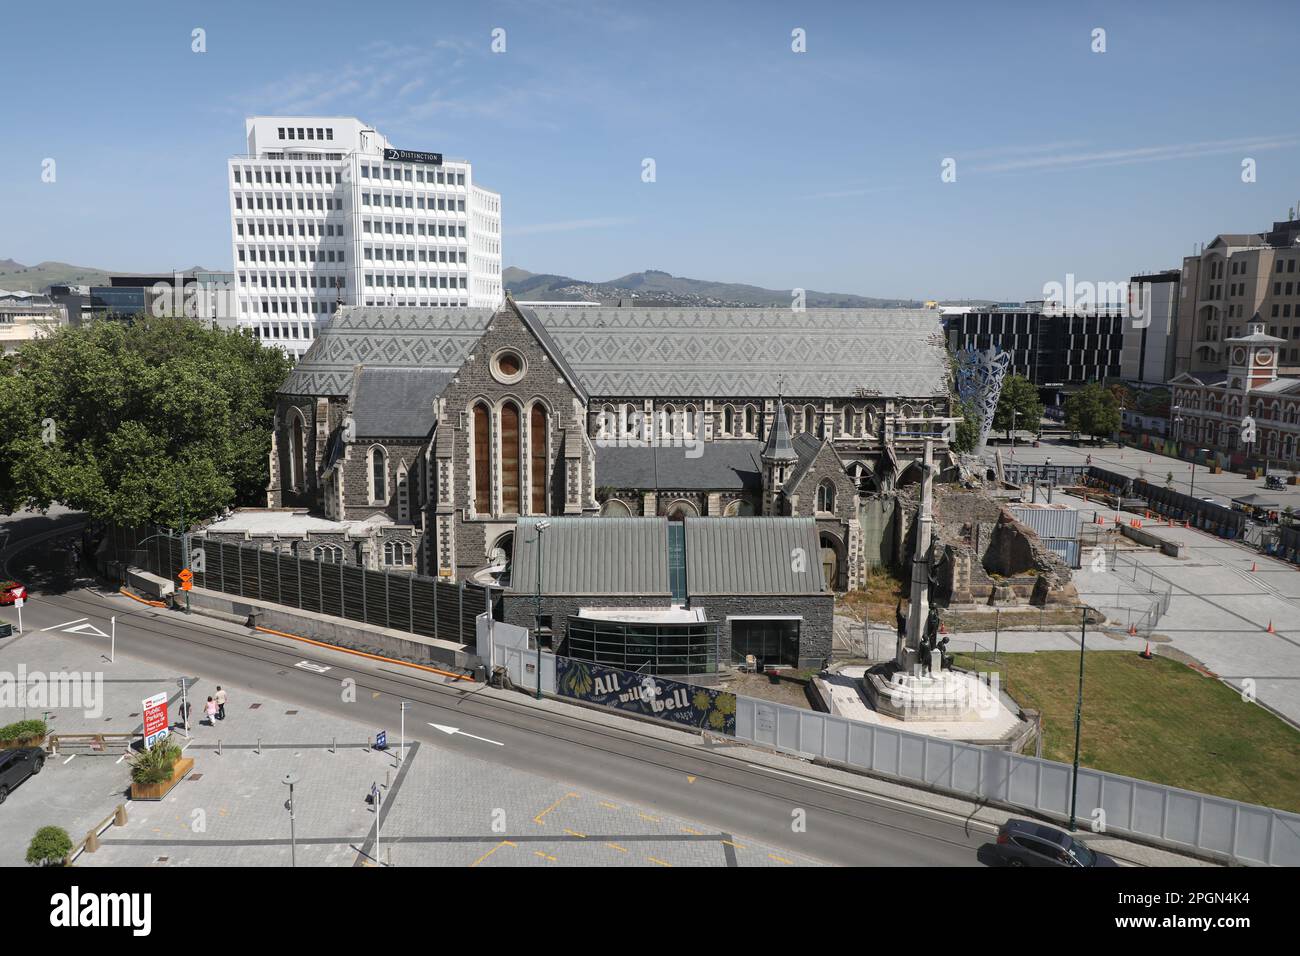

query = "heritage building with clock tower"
[{"left": 1169, "top": 318, "right": 1300, "bottom": 465}]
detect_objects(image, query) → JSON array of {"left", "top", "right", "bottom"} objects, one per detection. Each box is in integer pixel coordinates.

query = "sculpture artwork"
[{"left": 954, "top": 346, "right": 1012, "bottom": 455}]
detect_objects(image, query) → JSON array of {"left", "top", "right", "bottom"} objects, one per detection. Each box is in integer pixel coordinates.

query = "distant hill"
[
  {"left": 0, "top": 260, "right": 113, "bottom": 291},
  {"left": 504, "top": 267, "right": 925, "bottom": 308}
]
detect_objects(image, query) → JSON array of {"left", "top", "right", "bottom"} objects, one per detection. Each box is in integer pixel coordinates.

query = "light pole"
[
  {"left": 1068, "top": 606, "right": 1087, "bottom": 832},
  {"left": 398, "top": 700, "right": 410, "bottom": 767},
  {"left": 1189, "top": 448, "right": 1208, "bottom": 499},
  {"left": 533, "top": 520, "right": 552, "bottom": 700},
  {"left": 282, "top": 772, "right": 300, "bottom": 867}
]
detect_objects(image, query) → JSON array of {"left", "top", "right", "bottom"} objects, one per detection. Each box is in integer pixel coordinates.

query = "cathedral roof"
[{"left": 280, "top": 306, "right": 950, "bottom": 401}]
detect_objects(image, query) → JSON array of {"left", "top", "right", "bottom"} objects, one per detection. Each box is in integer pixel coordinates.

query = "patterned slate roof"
[
  {"left": 352, "top": 367, "right": 453, "bottom": 438},
  {"left": 280, "top": 305, "right": 950, "bottom": 400}
]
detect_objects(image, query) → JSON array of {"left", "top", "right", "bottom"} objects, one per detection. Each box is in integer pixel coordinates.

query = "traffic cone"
[
  {"left": 1267, "top": 620, "right": 1275, "bottom": 633},
  {"left": 1140, "top": 643, "right": 1153, "bottom": 659},
  {"left": 939, "top": 622, "right": 947, "bottom": 635},
  {"left": 1128, "top": 623, "right": 1138, "bottom": 636},
  {"left": 1251, "top": 561, "right": 1258, "bottom": 572}
]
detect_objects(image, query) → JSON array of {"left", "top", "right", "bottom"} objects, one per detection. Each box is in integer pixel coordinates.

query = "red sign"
[{"left": 142, "top": 692, "right": 170, "bottom": 747}]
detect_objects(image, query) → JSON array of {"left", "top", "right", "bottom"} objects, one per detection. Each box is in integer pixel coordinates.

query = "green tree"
[
  {"left": 26, "top": 826, "right": 72, "bottom": 866},
  {"left": 951, "top": 398, "right": 982, "bottom": 454},
  {"left": 1065, "top": 382, "right": 1122, "bottom": 444},
  {"left": 992, "top": 374, "right": 1044, "bottom": 439},
  {"left": 0, "top": 315, "right": 291, "bottom": 525}
]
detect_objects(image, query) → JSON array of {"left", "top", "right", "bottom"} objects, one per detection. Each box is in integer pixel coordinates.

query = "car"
[
  {"left": 0, "top": 580, "right": 26, "bottom": 606},
  {"left": 992, "top": 819, "right": 1119, "bottom": 867},
  {"left": 0, "top": 747, "right": 45, "bottom": 804}
]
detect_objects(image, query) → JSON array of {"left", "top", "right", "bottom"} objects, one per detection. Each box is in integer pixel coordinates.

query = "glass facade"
[
  {"left": 731, "top": 618, "right": 801, "bottom": 668},
  {"left": 563, "top": 615, "right": 721, "bottom": 675}
]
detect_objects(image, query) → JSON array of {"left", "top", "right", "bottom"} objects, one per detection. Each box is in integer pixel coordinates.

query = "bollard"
[
  {"left": 85, "top": 829, "right": 100, "bottom": 854},
  {"left": 114, "top": 804, "right": 128, "bottom": 827},
  {"left": 331, "top": 736, "right": 336, "bottom": 754},
  {"left": 257, "top": 737, "right": 262, "bottom": 755},
  {"left": 218, "top": 738, "right": 222, "bottom": 755}
]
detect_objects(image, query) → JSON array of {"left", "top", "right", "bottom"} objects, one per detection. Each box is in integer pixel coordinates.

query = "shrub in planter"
[
  {"left": 0, "top": 719, "right": 48, "bottom": 746},
  {"left": 128, "top": 741, "right": 182, "bottom": 786},
  {"left": 26, "top": 826, "right": 72, "bottom": 866}
]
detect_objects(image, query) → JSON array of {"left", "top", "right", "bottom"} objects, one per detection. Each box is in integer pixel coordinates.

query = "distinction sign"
[{"left": 384, "top": 147, "right": 443, "bottom": 166}]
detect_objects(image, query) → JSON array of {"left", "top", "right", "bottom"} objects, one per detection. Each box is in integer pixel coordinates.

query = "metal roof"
[
  {"left": 594, "top": 440, "right": 764, "bottom": 492},
  {"left": 511, "top": 517, "right": 670, "bottom": 596},
  {"left": 509, "top": 515, "right": 827, "bottom": 597},
  {"left": 685, "top": 517, "right": 826, "bottom": 596},
  {"left": 761, "top": 401, "right": 798, "bottom": 462},
  {"left": 351, "top": 367, "right": 452, "bottom": 438},
  {"left": 281, "top": 305, "right": 950, "bottom": 400}
]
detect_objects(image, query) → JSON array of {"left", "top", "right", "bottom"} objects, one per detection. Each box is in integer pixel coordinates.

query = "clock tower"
[{"left": 1224, "top": 317, "right": 1284, "bottom": 392}]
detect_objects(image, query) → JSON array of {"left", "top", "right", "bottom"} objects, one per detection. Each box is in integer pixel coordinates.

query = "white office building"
[{"left": 228, "top": 116, "right": 502, "bottom": 358}]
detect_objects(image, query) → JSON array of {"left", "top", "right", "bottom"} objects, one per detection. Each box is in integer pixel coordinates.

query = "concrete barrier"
[
  {"left": 126, "top": 568, "right": 174, "bottom": 599},
  {"left": 1120, "top": 523, "right": 1184, "bottom": 557}
]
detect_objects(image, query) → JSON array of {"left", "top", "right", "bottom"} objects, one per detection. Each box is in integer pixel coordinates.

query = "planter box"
[
  {"left": 0, "top": 735, "right": 47, "bottom": 750},
  {"left": 130, "top": 756, "right": 194, "bottom": 801}
]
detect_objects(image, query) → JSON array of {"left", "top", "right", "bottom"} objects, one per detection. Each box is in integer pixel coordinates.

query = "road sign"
[
  {"left": 142, "top": 692, "right": 170, "bottom": 748},
  {"left": 13, "top": 597, "right": 22, "bottom": 608},
  {"left": 375, "top": 730, "right": 387, "bottom": 750},
  {"left": 178, "top": 568, "right": 193, "bottom": 582}
]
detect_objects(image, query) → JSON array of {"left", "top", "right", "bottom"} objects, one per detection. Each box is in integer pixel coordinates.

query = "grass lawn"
[{"left": 951, "top": 650, "right": 1300, "bottom": 813}]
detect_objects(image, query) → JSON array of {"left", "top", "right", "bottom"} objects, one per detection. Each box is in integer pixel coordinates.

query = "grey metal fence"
[
  {"left": 733, "top": 695, "right": 1300, "bottom": 866},
  {"left": 110, "top": 525, "right": 490, "bottom": 646},
  {"left": 495, "top": 643, "right": 1299, "bottom": 865}
]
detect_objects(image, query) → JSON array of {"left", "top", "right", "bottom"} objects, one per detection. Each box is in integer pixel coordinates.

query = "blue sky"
[{"left": 2, "top": 0, "right": 1298, "bottom": 300}]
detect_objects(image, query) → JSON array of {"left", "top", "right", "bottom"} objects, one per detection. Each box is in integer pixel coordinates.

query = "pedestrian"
[
  {"left": 215, "top": 685, "right": 227, "bottom": 721},
  {"left": 176, "top": 699, "right": 189, "bottom": 730},
  {"left": 1085, "top": 454, "right": 1092, "bottom": 467},
  {"left": 204, "top": 696, "right": 218, "bottom": 727}
]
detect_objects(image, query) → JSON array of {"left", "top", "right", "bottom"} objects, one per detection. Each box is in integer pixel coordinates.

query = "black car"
[
  {"left": 992, "top": 819, "right": 1119, "bottom": 867},
  {"left": 0, "top": 747, "right": 45, "bottom": 804}
]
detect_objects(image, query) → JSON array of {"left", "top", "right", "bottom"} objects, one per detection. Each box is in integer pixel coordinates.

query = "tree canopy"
[
  {"left": 0, "top": 316, "right": 291, "bottom": 526},
  {"left": 1065, "top": 382, "right": 1122, "bottom": 443},
  {"left": 992, "top": 374, "right": 1044, "bottom": 438}
]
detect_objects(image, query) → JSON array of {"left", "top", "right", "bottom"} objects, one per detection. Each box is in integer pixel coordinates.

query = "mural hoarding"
[{"left": 555, "top": 658, "right": 736, "bottom": 735}]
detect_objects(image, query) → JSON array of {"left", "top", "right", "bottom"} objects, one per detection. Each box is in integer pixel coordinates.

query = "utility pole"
[
  {"left": 1068, "top": 606, "right": 1088, "bottom": 832},
  {"left": 177, "top": 478, "right": 191, "bottom": 614},
  {"left": 282, "top": 773, "right": 300, "bottom": 867}
]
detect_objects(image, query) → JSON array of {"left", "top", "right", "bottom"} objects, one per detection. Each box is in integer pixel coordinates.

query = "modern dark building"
[
  {"left": 500, "top": 515, "right": 833, "bottom": 672},
  {"left": 943, "top": 305, "right": 1124, "bottom": 406}
]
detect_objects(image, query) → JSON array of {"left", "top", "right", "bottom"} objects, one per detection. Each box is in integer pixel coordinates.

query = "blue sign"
[{"left": 375, "top": 731, "right": 387, "bottom": 750}]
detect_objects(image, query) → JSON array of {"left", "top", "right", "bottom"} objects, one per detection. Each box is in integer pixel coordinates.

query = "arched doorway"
[
  {"left": 819, "top": 531, "right": 845, "bottom": 591},
  {"left": 665, "top": 500, "right": 698, "bottom": 522}
]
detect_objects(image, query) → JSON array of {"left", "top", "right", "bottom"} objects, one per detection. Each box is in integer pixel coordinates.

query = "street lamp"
[
  {"left": 398, "top": 701, "right": 410, "bottom": 767},
  {"left": 1189, "top": 448, "right": 1209, "bottom": 499},
  {"left": 533, "top": 520, "right": 552, "bottom": 700},
  {"left": 282, "top": 772, "right": 300, "bottom": 867},
  {"left": 1068, "top": 606, "right": 1087, "bottom": 832}
]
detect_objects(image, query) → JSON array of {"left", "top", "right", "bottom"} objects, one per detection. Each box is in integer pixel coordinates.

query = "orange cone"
[
  {"left": 939, "top": 623, "right": 947, "bottom": 635},
  {"left": 1267, "top": 620, "right": 1275, "bottom": 633},
  {"left": 1128, "top": 623, "right": 1138, "bottom": 636},
  {"left": 1140, "top": 643, "right": 1153, "bottom": 659},
  {"left": 1251, "top": 561, "right": 1258, "bottom": 572}
]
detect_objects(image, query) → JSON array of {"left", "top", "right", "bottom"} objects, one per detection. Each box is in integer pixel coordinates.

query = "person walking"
[
  {"left": 215, "top": 685, "right": 227, "bottom": 721},
  {"left": 204, "top": 696, "right": 218, "bottom": 727}
]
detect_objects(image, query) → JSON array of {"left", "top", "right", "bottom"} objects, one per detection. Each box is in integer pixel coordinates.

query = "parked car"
[
  {"left": 0, "top": 580, "right": 26, "bottom": 606},
  {"left": 992, "top": 819, "right": 1118, "bottom": 867},
  {"left": 0, "top": 747, "right": 45, "bottom": 804}
]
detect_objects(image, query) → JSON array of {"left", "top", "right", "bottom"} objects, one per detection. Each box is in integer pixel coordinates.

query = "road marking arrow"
[
  {"left": 44, "top": 617, "right": 88, "bottom": 631},
  {"left": 294, "top": 661, "right": 331, "bottom": 673},
  {"left": 428, "top": 722, "right": 503, "bottom": 746},
  {"left": 65, "top": 622, "right": 109, "bottom": 638}
]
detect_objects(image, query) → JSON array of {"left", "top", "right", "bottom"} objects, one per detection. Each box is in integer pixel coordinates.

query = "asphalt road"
[{"left": 0, "top": 512, "right": 990, "bottom": 867}]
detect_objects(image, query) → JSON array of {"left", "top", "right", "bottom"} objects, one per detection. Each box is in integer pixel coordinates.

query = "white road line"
[
  {"left": 428, "top": 723, "right": 504, "bottom": 746},
  {"left": 43, "top": 617, "right": 88, "bottom": 631},
  {"left": 744, "top": 763, "right": 999, "bottom": 833},
  {"left": 63, "top": 754, "right": 76, "bottom": 765}
]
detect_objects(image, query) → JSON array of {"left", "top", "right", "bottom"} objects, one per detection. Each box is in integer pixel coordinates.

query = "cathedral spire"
[{"left": 762, "top": 389, "right": 798, "bottom": 464}]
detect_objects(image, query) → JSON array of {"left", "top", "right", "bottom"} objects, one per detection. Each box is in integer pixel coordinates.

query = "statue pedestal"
[{"left": 862, "top": 665, "right": 995, "bottom": 723}]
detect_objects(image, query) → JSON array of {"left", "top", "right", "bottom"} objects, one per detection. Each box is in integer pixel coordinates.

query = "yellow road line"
[
  {"left": 680, "top": 826, "right": 703, "bottom": 835},
  {"left": 648, "top": 856, "right": 673, "bottom": 867},
  {"left": 599, "top": 801, "right": 620, "bottom": 810},
  {"left": 534, "top": 792, "right": 580, "bottom": 825},
  {"left": 534, "top": 850, "right": 558, "bottom": 862},
  {"left": 768, "top": 853, "right": 793, "bottom": 865},
  {"left": 563, "top": 828, "right": 587, "bottom": 839},
  {"left": 638, "top": 813, "right": 660, "bottom": 823},
  {"left": 469, "top": 841, "right": 515, "bottom": 867},
  {"left": 605, "top": 842, "right": 628, "bottom": 853},
  {"left": 722, "top": 839, "right": 746, "bottom": 850}
]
